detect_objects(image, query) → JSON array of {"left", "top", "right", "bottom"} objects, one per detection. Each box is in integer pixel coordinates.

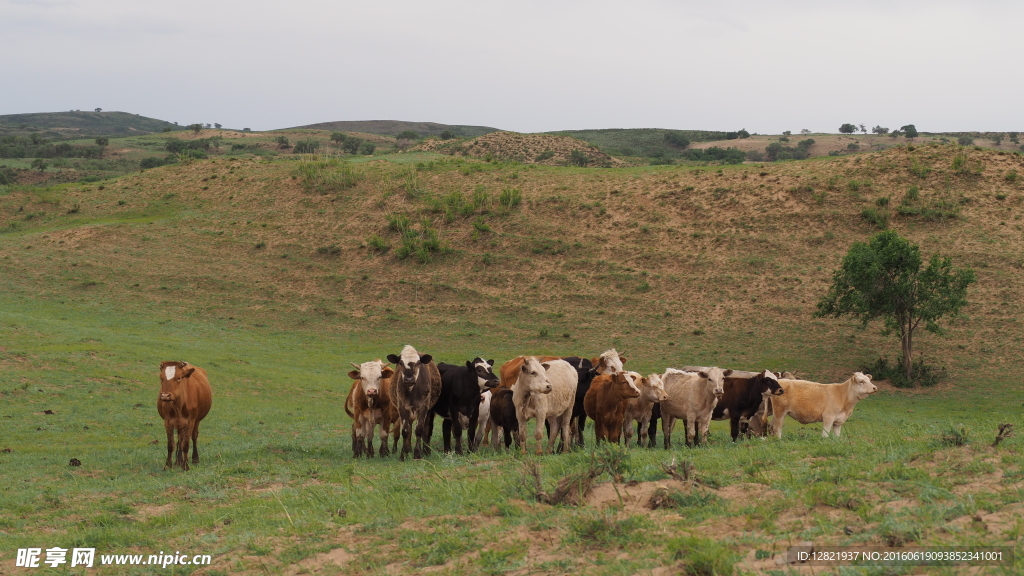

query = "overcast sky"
[{"left": 3, "top": 0, "right": 1020, "bottom": 133}]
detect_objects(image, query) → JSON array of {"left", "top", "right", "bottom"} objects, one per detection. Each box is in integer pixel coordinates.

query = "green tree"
[
  {"left": 957, "top": 135, "right": 974, "bottom": 146},
  {"left": 839, "top": 123, "right": 858, "bottom": 134},
  {"left": 664, "top": 131, "right": 690, "bottom": 149},
  {"left": 31, "top": 158, "right": 47, "bottom": 171},
  {"left": 342, "top": 136, "right": 363, "bottom": 154},
  {"left": 214, "top": 123, "right": 222, "bottom": 129},
  {"left": 872, "top": 125, "right": 889, "bottom": 135},
  {"left": 360, "top": 141, "right": 376, "bottom": 155},
  {"left": 330, "top": 132, "right": 347, "bottom": 145},
  {"left": 815, "top": 230, "right": 976, "bottom": 383},
  {"left": 188, "top": 123, "right": 203, "bottom": 134},
  {"left": 440, "top": 130, "right": 455, "bottom": 140},
  {"left": 396, "top": 130, "right": 419, "bottom": 141},
  {"left": 889, "top": 129, "right": 902, "bottom": 139},
  {"left": 275, "top": 136, "right": 291, "bottom": 149},
  {"left": 95, "top": 137, "right": 109, "bottom": 146},
  {"left": 991, "top": 133, "right": 1004, "bottom": 146},
  {"left": 1010, "top": 132, "right": 1020, "bottom": 144},
  {"left": 900, "top": 124, "right": 918, "bottom": 140}
]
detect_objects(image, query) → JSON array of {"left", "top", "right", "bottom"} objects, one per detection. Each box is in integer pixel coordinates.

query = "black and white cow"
[{"left": 433, "top": 358, "right": 499, "bottom": 454}]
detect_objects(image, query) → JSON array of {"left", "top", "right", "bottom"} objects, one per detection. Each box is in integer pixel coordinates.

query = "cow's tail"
[{"left": 344, "top": 384, "right": 356, "bottom": 418}]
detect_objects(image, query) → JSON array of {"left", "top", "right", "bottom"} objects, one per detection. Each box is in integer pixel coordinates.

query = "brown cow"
[
  {"left": 345, "top": 360, "right": 397, "bottom": 458},
  {"left": 583, "top": 371, "right": 640, "bottom": 443},
  {"left": 157, "top": 361, "right": 212, "bottom": 471},
  {"left": 387, "top": 345, "right": 442, "bottom": 460},
  {"left": 499, "top": 355, "right": 561, "bottom": 388}
]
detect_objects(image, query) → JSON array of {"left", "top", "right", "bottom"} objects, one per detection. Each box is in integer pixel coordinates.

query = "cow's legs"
[
  {"left": 647, "top": 406, "right": 660, "bottom": 448},
  {"left": 178, "top": 423, "right": 193, "bottom": 471},
  {"left": 442, "top": 418, "right": 454, "bottom": 454},
  {"left": 576, "top": 415, "right": 587, "bottom": 448},
  {"left": 662, "top": 414, "right": 675, "bottom": 449},
  {"left": 685, "top": 417, "right": 696, "bottom": 447},
  {"left": 533, "top": 413, "right": 546, "bottom": 455},
  {"left": 822, "top": 415, "right": 835, "bottom": 438},
  {"left": 353, "top": 416, "right": 366, "bottom": 458},
  {"left": 163, "top": 421, "right": 175, "bottom": 469},
  {"left": 771, "top": 409, "right": 786, "bottom": 439},
  {"left": 467, "top": 413, "right": 479, "bottom": 452},
  {"left": 698, "top": 414, "right": 713, "bottom": 445},
  {"left": 400, "top": 411, "right": 413, "bottom": 461},
  {"left": 624, "top": 419, "right": 635, "bottom": 447},
  {"left": 366, "top": 414, "right": 376, "bottom": 458},
  {"left": 730, "top": 414, "right": 742, "bottom": 441},
  {"left": 832, "top": 421, "right": 843, "bottom": 437},
  {"left": 377, "top": 415, "right": 391, "bottom": 458},
  {"left": 191, "top": 421, "right": 201, "bottom": 464}
]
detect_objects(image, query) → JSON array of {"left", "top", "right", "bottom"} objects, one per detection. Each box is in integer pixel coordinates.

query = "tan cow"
[
  {"left": 623, "top": 372, "right": 668, "bottom": 448},
  {"left": 158, "top": 361, "right": 213, "bottom": 471},
  {"left": 770, "top": 372, "right": 877, "bottom": 438},
  {"left": 660, "top": 367, "right": 730, "bottom": 447},
  {"left": 499, "top": 355, "right": 561, "bottom": 389},
  {"left": 512, "top": 357, "right": 578, "bottom": 454},
  {"left": 345, "top": 360, "right": 397, "bottom": 458}
]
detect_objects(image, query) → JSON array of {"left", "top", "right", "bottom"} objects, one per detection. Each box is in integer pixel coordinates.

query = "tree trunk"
[{"left": 901, "top": 329, "right": 913, "bottom": 382}]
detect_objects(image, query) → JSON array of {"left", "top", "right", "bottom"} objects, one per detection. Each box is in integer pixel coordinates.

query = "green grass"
[{"left": 1, "top": 144, "right": 1023, "bottom": 573}]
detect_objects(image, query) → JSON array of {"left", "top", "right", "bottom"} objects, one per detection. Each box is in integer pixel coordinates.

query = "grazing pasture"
[{"left": 1, "top": 143, "right": 1023, "bottom": 573}]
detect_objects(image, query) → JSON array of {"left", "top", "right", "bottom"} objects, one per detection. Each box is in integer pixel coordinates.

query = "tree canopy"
[
  {"left": 839, "top": 123, "right": 858, "bottom": 134},
  {"left": 900, "top": 124, "right": 919, "bottom": 140},
  {"left": 814, "top": 230, "right": 976, "bottom": 384}
]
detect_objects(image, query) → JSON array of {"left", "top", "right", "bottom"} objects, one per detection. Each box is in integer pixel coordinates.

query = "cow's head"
[
  {"left": 387, "top": 345, "right": 432, "bottom": 387},
  {"left": 520, "top": 357, "right": 552, "bottom": 394},
  {"left": 159, "top": 360, "right": 195, "bottom": 403},
  {"left": 851, "top": 372, "right": 877, "bottom": 398},
  {"left": 468, "top": 357, "right": 499, "bottom": 390},
  {"left": 590, "top": 349, "right": 626, "bottom": 376},
  {"left": 615, "top": 371, "right": 642, "bottom": 399},
  {"left": 348, "top": 359, "right": 394, "bottom": 399},
  {"left": 759, "top": 369, "right": 784, "bottom": 396},
  {"left": 645, "top": 373, "right": 669, "bottom": 402},
  {"left": 698, "top": 367, "right": 731, "bottom": 398}
]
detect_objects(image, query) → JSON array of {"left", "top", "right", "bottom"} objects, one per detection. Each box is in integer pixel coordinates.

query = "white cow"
[
  {"left": 512, "top": 357, "right": 578, "bottom": 454},
  {"left": 660, "top": 367, "right": 729, "bottom": 447},
  {"left": 770, "top": 372, "right": 877, "bottom": 438}
]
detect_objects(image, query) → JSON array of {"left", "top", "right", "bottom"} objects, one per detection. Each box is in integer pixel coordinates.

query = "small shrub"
[
  {"left": 254, "top": 241, "right": 266, "bottom": 250},
  {"left": 939, "top": 423, "right": 970, "bottom": 447},
  {"left": 909, "top": 161, "right": 931, "bottom": 178},
  {"left": 666, "top": 535, "right": 737, "bottom": 576},
  {"left": 293, "top": 139, "right": 320, "bottom": 154},
  {"left": 471, "top": 185, "right": 489, "bottom": 209},
  {"left": 904, "top": 185, "right": 919, "bottom": 202},
  {"left": 499, "top": 187, "right": 522, "bottom": 209},
  {"left": 568, "top": 150, "right": 590, "bottom": 167},
  {"left": 359, "top": 142, "right": 376, "bottom": 155},
  {"left": 957, "top": 135, "right": 974, "bottom": 146},
  {"left": 875, "top": 196, "right": 890, "bottom": 207},
  {"left": 316, "top": 245, "right": 341, "bottom": 257},
  {"left": 847, "top": 180, "right": 861, "bottom": 192},
  {"left": 534, "top": 150, "right": 555, "bottom": 162},
  {"left": 472, "top": 218, "right": 490, "bottom": 233},
  {"left": 366, "top": 235, "right": 389, "bottom": 253},
  {"left": 387, "top": 214, "right": 411, "bottom": 232},
  {"left": 1005, "top": 169, "right": 1018, "bottom": 183},
  {"left": 860, "top": 207, "right": 889, "bottom": 229}
]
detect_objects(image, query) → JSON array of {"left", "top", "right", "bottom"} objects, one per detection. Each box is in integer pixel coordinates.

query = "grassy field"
[{"left": 1, "top": 143, "right": 1023, "bottom": 574}]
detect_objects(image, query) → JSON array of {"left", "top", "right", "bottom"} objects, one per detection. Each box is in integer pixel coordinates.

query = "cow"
[
  {"left": 660, "top": 367, "right": 730, "bottom": 448},
  {"left": 157, "top": 361, "right": 212, "bottom": 471},
  {"left": 623, "top": 372, "right": 668, "bottom": 448},
  {"left": 770, "top": 372, "right": 877, "bottom": 438},
  {"left": 711, "top": 369, "right": 784, "bottom": 441},
  {"left": 344, "top": 360, "right": 397, "bottom": 458},
  {"left": 386, "top": 345, "right": 442, "bottom": 459},
  {"left": 584, "top": 371, "right": 641, "bottom": 443},
  {"left": 475, "top": 389, "right": 492, "bottom": 449},
  {"left": 433, "top": 358, "right": 499, "bottom": 454},
  {"left": 488, "top": 388, "right": 519, "bottom": 450},
  {"left": 512, "top": 357, "right": 578, "bottom": 454},
  {"left": 560, "top": 356, "right": 597, "bottom": 448},
  {"left": 499, "top": 355, "right": 561, "bottom": 388}
]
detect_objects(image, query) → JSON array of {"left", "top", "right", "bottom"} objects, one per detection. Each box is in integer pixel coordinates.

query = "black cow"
[
  {"left": 432, "top": 358, "right": 498, "bottom": 454},
  {"left": 711, "top": 370, "right": 784, "bottom": 441},
  {"left": 488, "top": 388, "right": 519, "bottom": 449},
  {"left": 561, "top": 357, "right": 597, "bottom": 448}
]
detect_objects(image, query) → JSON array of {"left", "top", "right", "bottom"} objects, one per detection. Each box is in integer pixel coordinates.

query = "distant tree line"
[
  {"left": 682, "top": 146, "right": 745, "bottom": 164},
  {"left": 0, "top": 134, "right": 105, "bottom": 159},
  {"left": 330, "top": 132, "right": 376, "bottom": 155},
  {"left": 765, "top": 138, "right": 815, "bottom": 161}
]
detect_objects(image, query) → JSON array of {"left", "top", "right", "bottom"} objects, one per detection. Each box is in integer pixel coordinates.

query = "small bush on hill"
[
  {"left": 293, "top": 139, "right": 320, "bottom": 154},
  {"left": 396, "top": 130, "right": 419, "bottom": 141},
  {"left": 663, "top": 131, "right": 691, "bottom": 149},
  {"left": 499, "top": 187, "right": 522, "bottom": 208},
  {"left": 275, "top": 136, "right": 291, "bottom": 149},
  {"left": 360, "top": 142, "right": 376, "bottom": 155},
  {"left": 440, "top": 130, "right": 455, "bottom": 140},
  {"left": 860, "top": 207, "right": 889, "bottom": 229},
  {"left": 683, "top": 147, "right": 745, "bottom": 164},
  {"left": 366, "top": 235, "right": 389, "bottom": 253},
  {"left": 342, "top": 137, "right": 363, "bottom": 155},
  {"left": 534, "top": 150, "right": 554, "bottom": 162},
  {"left": 957, "top": 135, "right": 974, "bottom": 146},
  {"left": 293, "top": 158, "right": 361, "bottom": 194},
  {"left": 862, "top": 356, "right": 945, "bottom": 388},
  {"left": 1005, "top": 169, "right": 1018, "bottom": 183},
  {"left": 568, "top": 150, "right": 590, "bottom": 167}
]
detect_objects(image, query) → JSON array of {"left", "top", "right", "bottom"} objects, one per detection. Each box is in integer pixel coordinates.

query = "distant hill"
[
  {"left": 545, "top": 128, "right": 730, "bottom": 158},
  {"left": 291, "top": 120, "right": 501, "bottom": 139},
  {"left": 0, "top": 111, "right": 179, "bottom": 137}
]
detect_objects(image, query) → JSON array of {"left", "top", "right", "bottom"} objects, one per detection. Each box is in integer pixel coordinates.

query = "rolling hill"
[
  {"left": 290, "top": 120, "right": 501, "bottom": 139},
  {"left": 0, "top": 111, "right": 179, "bottom": 137}
]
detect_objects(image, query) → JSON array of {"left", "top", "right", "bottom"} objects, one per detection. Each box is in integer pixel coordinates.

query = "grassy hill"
[
  {"left": 1, "top": 143, "right": 1022, "bottom": 573},
  {"left": 291, "top": 120, "right": 501, "bottom": 139},
  {"left": 546, "top": 128, "right": 729, "bottom": 159},
  {"left": 0, "top": 111, "right": 179, "bottom": 137}
]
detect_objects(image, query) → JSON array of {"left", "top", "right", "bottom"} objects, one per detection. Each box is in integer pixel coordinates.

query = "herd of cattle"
[{"left": 154, "top": 348, "right": 879, "bottom": 468}]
